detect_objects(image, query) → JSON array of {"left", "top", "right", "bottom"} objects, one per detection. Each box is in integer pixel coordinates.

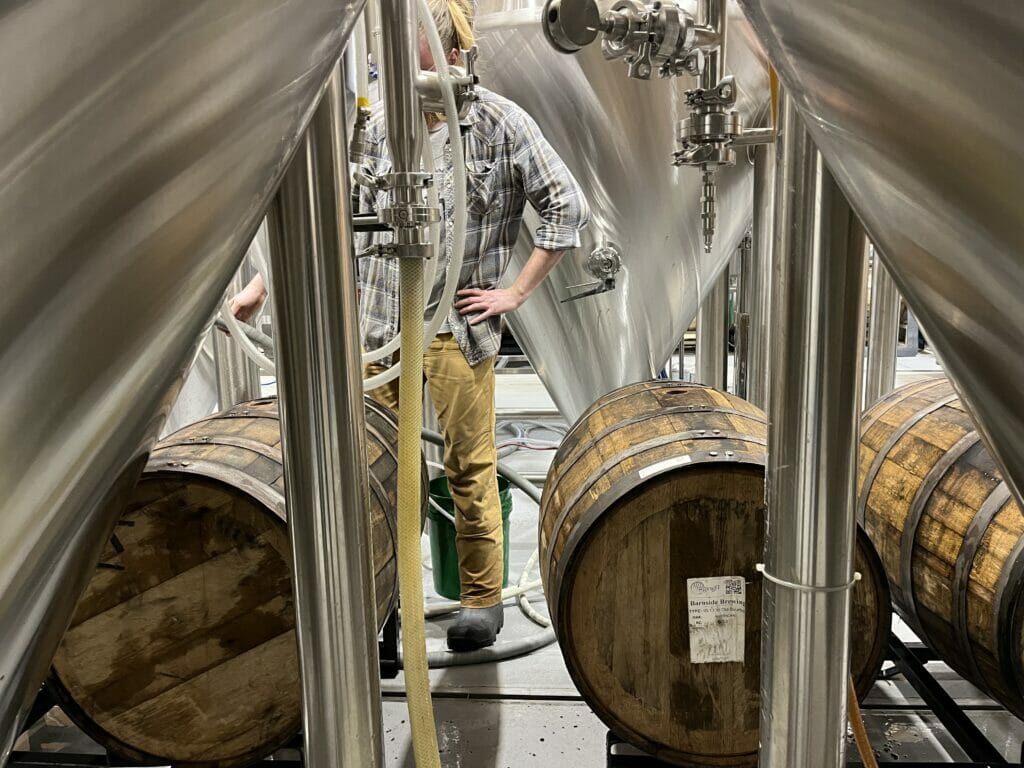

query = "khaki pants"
[{"left": 365, "top": 334, "right": 502, "bottom": 608}]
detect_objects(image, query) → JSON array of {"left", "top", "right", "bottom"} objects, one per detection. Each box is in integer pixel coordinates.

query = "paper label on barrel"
[{"left": 687, "top": 576, "right": 745, "bottom": 664}]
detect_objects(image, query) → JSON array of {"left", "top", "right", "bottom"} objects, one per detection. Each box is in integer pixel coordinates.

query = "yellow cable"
[
  {"left": 848, "top": 674, "right": 879, "bottom": 768},
  {"left": 396, "top": 257, "right": 441, "bottom": 767}
]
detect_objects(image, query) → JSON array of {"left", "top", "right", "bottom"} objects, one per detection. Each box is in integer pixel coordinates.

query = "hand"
[
  {"left": 228, "top": 283, "right": 267, "bottom": 323},
  {"left": 455, "top": 287, "right": 524, "bottom": 325}
]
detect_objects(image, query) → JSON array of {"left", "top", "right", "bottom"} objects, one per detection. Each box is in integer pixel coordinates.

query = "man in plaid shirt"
[{"left": 358, "top": 0, "right": 589, "bottom": 651}]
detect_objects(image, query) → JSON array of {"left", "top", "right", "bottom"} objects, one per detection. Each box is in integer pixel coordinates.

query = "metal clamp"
[
  {"left": 378, "top": 203, "right": 441, "bottom": 227},
  {"left": 366, "top": 170, "right": 441, "bottom": 259},
  {"left": 358, "top": 242, "right": 435, "bottom": 260}
]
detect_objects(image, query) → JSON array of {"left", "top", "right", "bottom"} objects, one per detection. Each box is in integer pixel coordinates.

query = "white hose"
[
  {"left": 219, "top": 300, "right": 275, "bottom": 373},
  {"left": 219, "top": 117, "right": 442, "bottom": 380},
  {"left": 362, "top": 0, "right": 468, "bottom": 390},
  {"left": 423, "top": 579, "right": 544, "bottom": 618},
  {"left": 515, "top": 548, "right": 551, "bottom": 628}
]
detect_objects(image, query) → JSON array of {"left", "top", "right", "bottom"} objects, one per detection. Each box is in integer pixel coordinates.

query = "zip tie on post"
[{"left": 754, "top": 563, "right": 861, "bottom": 593}]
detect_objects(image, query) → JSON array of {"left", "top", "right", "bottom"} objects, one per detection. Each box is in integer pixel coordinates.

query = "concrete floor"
[{"left": 19, "top": 349, "right": 1024, "bottom": 766}]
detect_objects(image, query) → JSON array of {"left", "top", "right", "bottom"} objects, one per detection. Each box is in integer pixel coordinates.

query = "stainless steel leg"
[
  {"left": 746, "top": 143, "right": 774, "bottom": 410},
  {"left": 734, "top": 231, "right": 753, "bottom": 398},
  {"left": 864, "top": 249, "right": 900, "bottom": 406},
  {"left": 696, "top": 270, "right": 729, "bottom": 390},
  {"left": 265, "top": 65, "right": 384, "bottom": 768},
  {"left": 758, "top": 94, "right": 869, "bottom": 768}
]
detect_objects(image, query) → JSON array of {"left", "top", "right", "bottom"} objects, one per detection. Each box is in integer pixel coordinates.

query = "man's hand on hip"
[{"left": 455, "top": 287, "right": 525, "bottom": 325}]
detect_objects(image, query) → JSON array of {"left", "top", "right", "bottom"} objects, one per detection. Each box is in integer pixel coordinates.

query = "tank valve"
[{"left": 562, "top": 243, "right": 622, "bottom": 303}]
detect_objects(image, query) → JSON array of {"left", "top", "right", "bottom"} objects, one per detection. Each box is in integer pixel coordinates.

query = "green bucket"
[{"left": 427, "top": 474, "right": 513, "bottom": 601}]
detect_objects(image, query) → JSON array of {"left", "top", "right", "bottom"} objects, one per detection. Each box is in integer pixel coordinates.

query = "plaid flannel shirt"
[{"left": 355, "top": 87, "right": 590, "bottom": 367}]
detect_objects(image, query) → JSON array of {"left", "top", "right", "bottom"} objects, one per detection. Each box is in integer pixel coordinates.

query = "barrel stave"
[{"left": 860, "top": 377, "right": 1024, "bottom": 719}]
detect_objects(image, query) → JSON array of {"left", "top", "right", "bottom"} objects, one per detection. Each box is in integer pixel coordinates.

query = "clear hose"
[{"left": 396, "top": 258, "right": 441, "bottom": 766}]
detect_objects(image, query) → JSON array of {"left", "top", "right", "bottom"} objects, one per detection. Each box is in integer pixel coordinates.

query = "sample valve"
[{"left": 562, "top": 242, "right": 622, "bottom": 303}]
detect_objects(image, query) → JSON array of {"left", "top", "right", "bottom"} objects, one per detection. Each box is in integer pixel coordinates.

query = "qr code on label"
[{"left": 725, "top": 578, "right": 742, "bottom": 596}]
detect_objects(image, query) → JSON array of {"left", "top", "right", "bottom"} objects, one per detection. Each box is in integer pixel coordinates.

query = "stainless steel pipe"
[
  {"left": 759, "top": 95, "right": 868, "bottom": 768},
  {"left": 696, "top": 270, "right": 729, "bottom": 389},
  {"left": 266, "top": 68, "right": 384, "bottom": 768},
  {"left": 864, "top": 252, "right": 900, "bottom": 407},
  {"left": 379, "top": 0, "right": 428, "bottom": 256},
  {"left": 380, "top": 0, "right": 420, "bottom": 173},
  {"left": 734, "top": 231, "right": 752, "bottom": 397},
  {"left": 746, "top": 142, "right": 774, "bottom": 409},
  {"left": 699, "top": 0, "right": 727, "bottom": 90}
]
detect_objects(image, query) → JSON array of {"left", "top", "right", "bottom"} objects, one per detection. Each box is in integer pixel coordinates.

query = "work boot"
[{"left": 446, "top": 604, "right": 504, "bottom": 651}]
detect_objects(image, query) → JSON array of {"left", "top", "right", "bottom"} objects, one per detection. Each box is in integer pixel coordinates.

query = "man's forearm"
[
  {"left": 508, "top": 247, "right": 564, "bottom": 305},
  {"left": 245, "top": 273, "right": 267, "bottom": 297}
]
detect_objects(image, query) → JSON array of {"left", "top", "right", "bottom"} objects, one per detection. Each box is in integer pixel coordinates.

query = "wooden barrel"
[
  {"left": 540, "top": 381, "right": 891, "bottom": 767},
  {"left": 49, "top": 396, "right": 425, "bottom": 768},
  {"left": 859, "top": 376, "right": 1024, "bottom": 718}
]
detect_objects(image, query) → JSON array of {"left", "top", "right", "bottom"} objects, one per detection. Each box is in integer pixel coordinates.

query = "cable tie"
[{"left": 754, "top": 563, "right": 861, "bottom": 594}]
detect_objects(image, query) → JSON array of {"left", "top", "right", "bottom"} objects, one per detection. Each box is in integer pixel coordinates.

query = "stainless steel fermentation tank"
[
  {"left": 739, "top": 0, "right": 1024, "bottom": 506},
  {"left": 477, "top": 0, "right": 771, "bottom": 419},
  {"left": 0, "top": 1, "right": 365, "bottom": 758}
]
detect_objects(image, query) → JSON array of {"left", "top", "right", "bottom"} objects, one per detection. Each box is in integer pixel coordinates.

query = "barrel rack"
[{"left": 605, "top": 635, "right": 1024, "bottom": 768}]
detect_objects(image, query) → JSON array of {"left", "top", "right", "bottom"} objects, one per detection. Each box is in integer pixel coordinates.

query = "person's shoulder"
[
  {"left": 471, "top": 87, "right": 535, "bottom": 140},
  {"left": 473, "top": 87, "right": 529, "bottom": 120}
]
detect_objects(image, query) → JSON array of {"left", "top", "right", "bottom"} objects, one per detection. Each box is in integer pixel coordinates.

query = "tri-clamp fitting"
[
  {"left": 599, "top": 0, "right": 701, "bottom": 80},
  {"left": 543, "top": 0, "right": 701, "bottom": 80},
  {"left": 675, "top": 76, "right": 743, "bottom": 252},
  {"left": 358, "top": 170, "right": 440, "bottom": 259}
]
